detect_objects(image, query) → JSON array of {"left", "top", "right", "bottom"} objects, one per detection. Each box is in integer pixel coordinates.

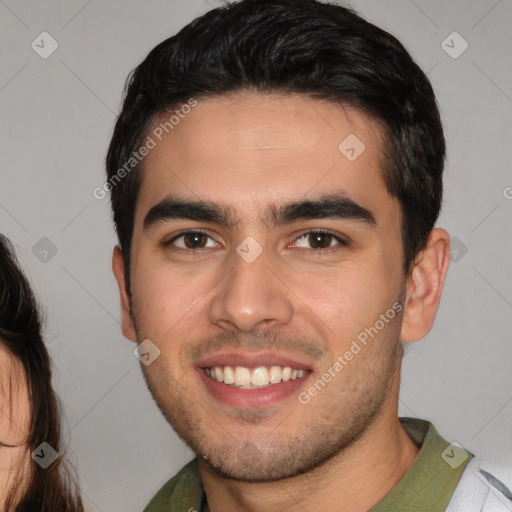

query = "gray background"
[{"left": 1, "top": 0, "right": 511, "bottom": 510}]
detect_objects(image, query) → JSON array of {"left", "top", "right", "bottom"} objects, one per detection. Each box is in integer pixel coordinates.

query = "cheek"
[
  {"left": 0, "top": 447, "right": 31, "bottom": 511},
  {"left": 0, "top": 446, "right": 28, "bottom": 478},
  {"left": 296, "top": 258, "right": 401, "bottom": 346},
  {"left": 0, "top": 394, "right": 31, "bottom": 451},
  {"left": 0, "top": 450, "right": 12, "bottom": 472},
  {"left": 131, "top": 263, "right": 204, "bottom": 340},
  {"left": 300, "top": 262, "right": 372, "bottom": 312}
]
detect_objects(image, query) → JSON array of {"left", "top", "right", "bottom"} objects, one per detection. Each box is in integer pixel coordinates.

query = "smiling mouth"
[{"left": 203, "top": 365, "right": 309, "bottom": 389}]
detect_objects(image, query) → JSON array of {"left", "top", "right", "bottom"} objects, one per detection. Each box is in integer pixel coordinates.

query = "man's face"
[{"left": 121, "top": 92, "right": 408, "bottom": 481}]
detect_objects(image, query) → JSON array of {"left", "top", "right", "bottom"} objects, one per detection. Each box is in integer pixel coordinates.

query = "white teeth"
[
  {"left": 204, "top": 365, "right": 307, "bottom": 388},
  {"left": 269, "top": 366, "right": 282, "bottom": 384},
  {"left": 214, "top": 366, "right": 223, "bottom": 382},
  {"left": 251, "top": 367, "right": 270, "bottom": 386},
  {"left": 234, "top": 366, "right": 251, "bottom": 386},
  {"left": 223, "top": 365, "right": 234, "bottom": 384}
]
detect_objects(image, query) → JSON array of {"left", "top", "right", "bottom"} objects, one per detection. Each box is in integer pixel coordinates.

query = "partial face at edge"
[
  {"left": 115, "top": 92, "right": 410, "bottom": 480},
  {"left": 0, "top": 342, "right": 31, "bottom": 507}
]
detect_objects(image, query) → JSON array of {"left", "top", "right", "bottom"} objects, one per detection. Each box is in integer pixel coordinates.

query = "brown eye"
[
  {"left": 166, "top": 231, "right": 218, "bottom": 250},
  {"left": 182, "top": 232, "right": 208, "bottom": 249},
  {"left": 294, "top": 231, "right": 346, "bottom": 251},
  {"left": 308, "top": 232, "right": 333, "bottom": 249}
]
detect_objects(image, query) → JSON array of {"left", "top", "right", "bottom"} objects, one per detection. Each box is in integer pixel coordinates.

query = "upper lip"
[{"left": 196, "top": 351, "right": 313, "bottom": 371}]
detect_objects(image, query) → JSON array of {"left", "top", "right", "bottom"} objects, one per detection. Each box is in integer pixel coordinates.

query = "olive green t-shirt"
[{"left": 144, "top": 417, "right": 472, "bottom": 512}]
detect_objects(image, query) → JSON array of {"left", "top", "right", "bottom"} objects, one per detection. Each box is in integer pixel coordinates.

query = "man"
[{"left": 106, "top": 0, "right": 511, "bottom": 510}]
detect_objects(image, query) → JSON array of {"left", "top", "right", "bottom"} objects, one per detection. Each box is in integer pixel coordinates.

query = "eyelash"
[{"left": 164, "top": 229, "right": 348, "bottom": 254}]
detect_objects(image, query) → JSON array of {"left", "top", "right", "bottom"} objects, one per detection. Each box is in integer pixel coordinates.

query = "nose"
[{"left": 208, "top": 244, "right": 294, "bottom": 332}]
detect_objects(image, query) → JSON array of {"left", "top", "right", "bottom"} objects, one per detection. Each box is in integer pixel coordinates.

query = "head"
[
  {"left": 0, "top": 235, "right": 83, "bottom": 511},
  {"left": 109, "top": 0, "right": 450, "bottom": 481}
]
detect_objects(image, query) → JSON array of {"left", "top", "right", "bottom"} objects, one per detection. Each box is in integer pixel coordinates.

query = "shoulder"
[
  {"left": 447, "top": 458, "right": 512, "bottom": 512},
  {"left": 143, "top": 459, "right": 202, "bottom": 512}
]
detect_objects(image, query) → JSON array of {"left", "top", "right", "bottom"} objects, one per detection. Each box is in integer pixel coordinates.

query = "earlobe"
[
  {"left": 400, "top": 228, "right": 451, "bottom": 343},
  {"left": 112, "top": 245, "right": 137, "bottom": 342}
]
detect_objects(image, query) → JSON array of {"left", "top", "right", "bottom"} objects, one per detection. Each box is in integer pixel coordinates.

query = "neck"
[{"left": 198, "top": 406, "right": 420, "bottom": 512}]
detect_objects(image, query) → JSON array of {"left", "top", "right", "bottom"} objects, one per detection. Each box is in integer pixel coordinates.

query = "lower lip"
[{"left": 197, "top": 369, "right": 310, "bottom": 408}]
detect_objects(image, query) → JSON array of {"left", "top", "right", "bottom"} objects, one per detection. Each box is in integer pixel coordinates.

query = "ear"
[
  {"left": 112, "top": 245, "right": 137, "bottom": 342},
  {"left": 400, "top": 228, "right": 451, "bottom": 343}
]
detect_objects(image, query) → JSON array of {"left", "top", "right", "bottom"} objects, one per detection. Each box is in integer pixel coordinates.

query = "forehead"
[{"left": 135, "top": 91, "right": 393, "bottom": 225}]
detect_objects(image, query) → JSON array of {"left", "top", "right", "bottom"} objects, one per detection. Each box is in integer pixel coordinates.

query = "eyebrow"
[{"left": 143, "top": 192, "right": 377, "bottom": 231}]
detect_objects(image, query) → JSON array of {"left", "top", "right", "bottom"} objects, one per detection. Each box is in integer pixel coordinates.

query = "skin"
[
  {"left": 113, "top": 91, "right": 450, "bottom": 512},
  {"left": 0, "top": 342, "right": 31, "bottom": 509}
]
